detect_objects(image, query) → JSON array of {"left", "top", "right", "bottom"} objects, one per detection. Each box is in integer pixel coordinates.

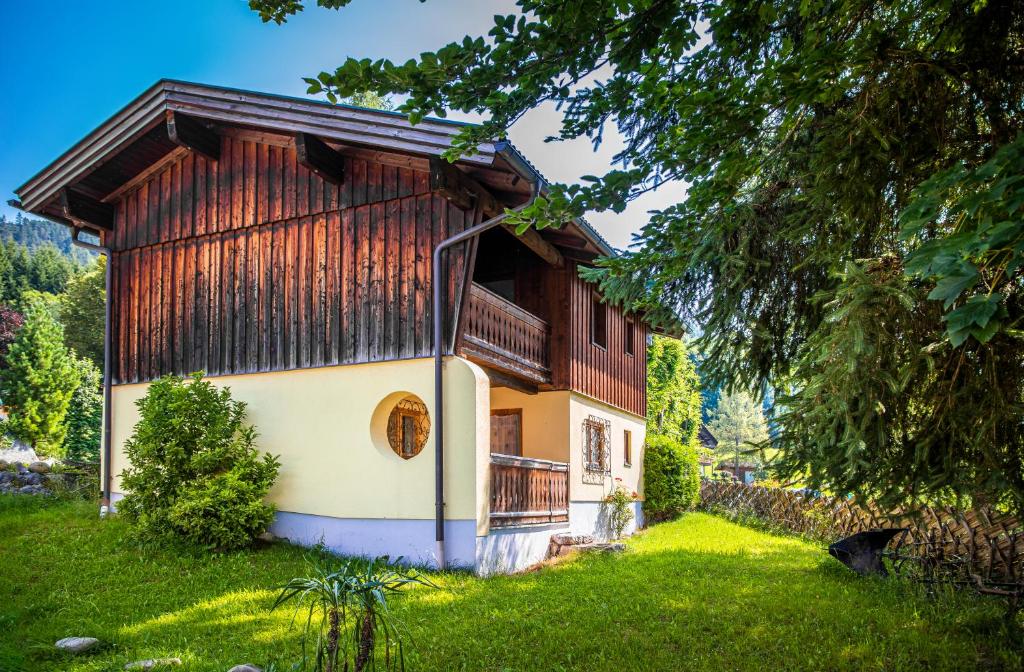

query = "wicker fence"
[{"left": 700, "top": 481, "right": 1023, "bottom": 593}]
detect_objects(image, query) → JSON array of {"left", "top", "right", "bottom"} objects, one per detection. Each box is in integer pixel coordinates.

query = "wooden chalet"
[{"left": 13, "top": 81, "right": 651, "bottom": 573}]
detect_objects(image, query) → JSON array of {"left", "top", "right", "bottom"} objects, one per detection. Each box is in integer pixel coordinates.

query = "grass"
[{"left": 0, "top": 496, "right": 1020, "bottom": 672}]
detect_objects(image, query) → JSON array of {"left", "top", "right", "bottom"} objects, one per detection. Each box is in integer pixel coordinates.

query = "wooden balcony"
[
  {"left": 489, "top": 454, "right": 569, "bottom": 528},
  {"left": 459, "top": 283, "right": 551, "bottom": 384}
]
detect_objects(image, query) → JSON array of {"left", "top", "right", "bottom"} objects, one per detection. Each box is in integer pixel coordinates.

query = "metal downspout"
[
  {"left": 431, "top": 182, "right": 539, "bottom": 569},
  {"left": 70, "top": 227, "right": 113, "bottom": 517}
]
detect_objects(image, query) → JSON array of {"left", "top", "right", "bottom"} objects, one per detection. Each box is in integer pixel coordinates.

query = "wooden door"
[{"left": 490, "top": 409, "right": 522, "bottom": 456}]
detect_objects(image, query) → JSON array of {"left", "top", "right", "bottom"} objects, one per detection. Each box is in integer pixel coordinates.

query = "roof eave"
[{"left": 493, "top": 140, "right": 616, "bottom": 258}]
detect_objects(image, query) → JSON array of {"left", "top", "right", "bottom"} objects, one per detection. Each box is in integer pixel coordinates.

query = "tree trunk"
[
  {"left": 326, "top": 607, "right": 340, "bottom": 672},
  {"left": 354, "top": 610, "right": 375, "bottom": 672}
]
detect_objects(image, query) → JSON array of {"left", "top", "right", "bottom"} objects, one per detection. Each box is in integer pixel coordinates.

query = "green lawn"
[{"left": 1, "top": 497, "right": 1019, "bottom": 672}]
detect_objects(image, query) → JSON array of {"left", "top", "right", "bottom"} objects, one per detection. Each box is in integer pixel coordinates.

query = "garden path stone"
[
  {"left": 228, "top": 665, "right": 263, "bottom": 672},
  {"left": 124, "top": 657, "right": 182, "bottom": 670},
  {"left": 55, "top": 637, "right": 100, "bottom": 653}
]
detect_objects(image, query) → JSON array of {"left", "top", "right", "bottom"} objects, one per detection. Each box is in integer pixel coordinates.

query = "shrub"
[
  {"left": 603, "top": 480, "right": 639, "bottom": 539},
  {"left": 118, "top": 373, "right": 280, "bottom": 551},
  {"left": 62, "top": 357, "right": 102, "bottom": 462},
  {"left": 643, "top": 433, "right": 700, "bottom": 521}
]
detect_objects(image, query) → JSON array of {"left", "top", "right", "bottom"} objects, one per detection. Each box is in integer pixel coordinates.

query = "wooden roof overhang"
[{"left": 13, "top": 79, "right": 613, "bottom": 261}]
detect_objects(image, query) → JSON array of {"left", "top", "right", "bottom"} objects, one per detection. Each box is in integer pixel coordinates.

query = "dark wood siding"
[
  {"left": 500, "top": 254, "right": 647, "bottom": 418},
  {"left": 564, "top": 261, "right": 647, "bottom": 418},
  {"left": 109, "top": 136, "right": 471, "bottom": 385}
]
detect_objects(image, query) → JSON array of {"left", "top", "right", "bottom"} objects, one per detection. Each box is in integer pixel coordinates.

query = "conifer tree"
[
  {"left": 0, "top": 301, "right": 80, "bottom": 456},
  {"left": 63, "top": 357, "right": 102, "bottom": 462},
  {"left": 709, "top": 392, "right": 770, "bottom": 474}
]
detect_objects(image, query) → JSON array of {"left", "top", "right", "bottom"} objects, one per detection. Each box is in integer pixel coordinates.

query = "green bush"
[
  {"left": 118, "top": 373, "right": 281, "bottom": 551},
  {"left": 62, "top": 357, "right": 102, "bottom": 462},
  {"left": 643, "top": 433, "right": 701, "bottom": 521}
]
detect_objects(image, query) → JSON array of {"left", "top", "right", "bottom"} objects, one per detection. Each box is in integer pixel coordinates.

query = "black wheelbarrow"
[{"left": 828, "top": 528, "right": 907, "bottom": 576}]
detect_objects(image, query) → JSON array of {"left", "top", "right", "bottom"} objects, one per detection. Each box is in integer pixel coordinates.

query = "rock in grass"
[
  {"left": 28, "top": 461, "right": 50, "bottom": 474},
  {"left": 124, "top": 658, "right": 182, "bottom": 670},
  {"left": 228, "top": 665, "right": 263, "bottom": 672},
  {"left": 55, "top": 637, "right": 100, "bottom": 653},
  {"left": 0, "top": 460, "right": 8, "bottom": 471}
]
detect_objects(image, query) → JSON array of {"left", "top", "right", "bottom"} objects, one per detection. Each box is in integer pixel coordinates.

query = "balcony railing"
[
  {"left": 489, "top": 453, "right": 569, "bottom": 528},
  {"left": 460, "top": 283, "right": 550, "bottom": 383}
]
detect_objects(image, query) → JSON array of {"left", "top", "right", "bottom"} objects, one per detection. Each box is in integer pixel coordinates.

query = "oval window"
[{"left": 386, "top": 396, "right": 430, "bottom": 459}]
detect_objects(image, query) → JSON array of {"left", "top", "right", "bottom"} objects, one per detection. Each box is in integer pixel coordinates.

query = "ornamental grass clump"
[
  {"left": 272, "top": 556, "right": 437, "bottom": 672},
  {"left": 118, "top": 372, "right": 280, "bottom": 551}
]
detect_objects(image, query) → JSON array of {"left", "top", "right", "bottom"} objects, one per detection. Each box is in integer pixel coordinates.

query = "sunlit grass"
[{"left": 0, "top": 496, "right": 1019, "bottom": 671}]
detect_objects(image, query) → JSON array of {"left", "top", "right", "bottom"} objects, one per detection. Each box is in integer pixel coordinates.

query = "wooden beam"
[
  {"left": 561, "top": 247, "right": 601, "bottom": 265},
  {"left": 430, "top": 158, "right": 564, "bottom": 268},
  {"left": 59, "top": 187, "right": 114, "bottom": 230},
  {"left": 295, "top": 132, "right": 346, "bottom": 185},
  {"left": 504, "top": 223, "right": 564, "bottom": 268},
  {"left": 429, "top": 158, "right": 475, "bottom": 210},
  {"left": 166, "top": 111, "right": 220, "bottom": 162},
  {"left": 481, "top": 365, "right": 539, "bottom": 395}
]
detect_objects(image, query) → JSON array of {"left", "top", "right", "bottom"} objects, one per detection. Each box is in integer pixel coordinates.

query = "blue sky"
[{"left": 1, "top": 1, "right": 681, "bottom": 250}]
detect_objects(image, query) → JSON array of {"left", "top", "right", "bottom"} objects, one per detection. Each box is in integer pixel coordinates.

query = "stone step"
[{"left": 548, "top": 533, "right": 595, "bottom": 558}]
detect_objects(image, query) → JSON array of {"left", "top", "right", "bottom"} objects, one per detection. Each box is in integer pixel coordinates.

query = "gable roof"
[
  {"left": 14, "top": 79, "right": 613, "bottom": 257},
  {"left": 698, "top": 424, "right": 718, "bottom": 449}
]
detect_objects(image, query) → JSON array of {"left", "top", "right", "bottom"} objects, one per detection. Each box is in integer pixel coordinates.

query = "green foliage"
[
  {"left": 646, "top": 336, "right": 702, "bottom": 445},
  {"left": 0, "top": 238, "right": 81, "bottom": 310},
  {"left": 345, "top": 90, "right": 394, "bottom": 111},
  {"left": 643, "top": 434, "right": 700, "bottom": 522},
  {"left": 58, "top": 256, "right": 105, "bottom": 369},
  {"left": 900, "top": 134, "right": 1024, "bottom": 347},
  {"left": 273, "top": 555, "right": 437, "bottom": 672},
  {"left": 0, "top": 300, "right": 79, "bottom": 455},
  {"left": 118, "top": 373, "right": 280, "bottom": 551},
  {"left": 248, "top": 0, "right": 1024, "bottom": 512},
  {"left": 602, "top": 481, "right": 638, "bottom": 539},
  {"left": 62, "top": 357, "right": 102, "bottom": 462},
  {"left": 708, "top": 392, "right": 771, "bottom": 469},
  {"left": 773, "top": 256, "right": 1024, "bottom": 512},
  {"left": 0, "top": 420, "right": 12, "bottom": 452}
]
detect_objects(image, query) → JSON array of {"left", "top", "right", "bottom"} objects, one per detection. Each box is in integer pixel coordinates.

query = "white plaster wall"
[
  {"left": 475, "top": 523, "right": 569, "bottom": 575},
  {"left": 569, "top": 500, "right": 644, "bottom": 541},
  {"left": 568, "top": 392, "right": 647, "bottom": 503},
  {"left": 109, "top": 357, "right": 490, "bottom": 522}
]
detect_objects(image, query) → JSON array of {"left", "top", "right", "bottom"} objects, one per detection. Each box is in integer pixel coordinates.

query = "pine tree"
[
  {"left": 709, "top": 392, "right": 770, "bottom": 474},
  {"left": 0, "top": 300, "right": 80, "bottom": 456}
]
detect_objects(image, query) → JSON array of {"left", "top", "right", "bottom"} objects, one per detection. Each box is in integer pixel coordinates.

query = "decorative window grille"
[
  {"left": 582, "top": 415, "right": 611, "bottom": 484},
  {"left": 387, "top": 397, "right": 430, "bottom": 459}
]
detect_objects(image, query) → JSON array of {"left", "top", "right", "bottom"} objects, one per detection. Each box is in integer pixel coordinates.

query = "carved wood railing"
[
  {"left": 460, "top": 283, "right": 551, "bottom": 383},
  {"left": 489, "top": 453, "right": 569, "bottom": 528}
]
